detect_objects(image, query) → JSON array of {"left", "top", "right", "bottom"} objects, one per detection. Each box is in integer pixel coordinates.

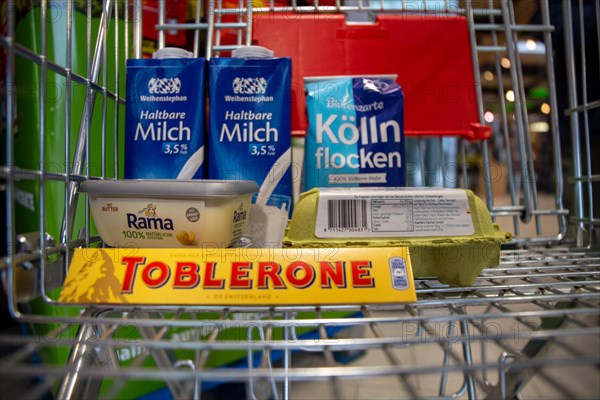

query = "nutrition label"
[
  {"left": 315, "top": 188, "right": 475, "bottom": 238},
  {"left": 371, "top": 198, "right": 414, "bottom": 232}
]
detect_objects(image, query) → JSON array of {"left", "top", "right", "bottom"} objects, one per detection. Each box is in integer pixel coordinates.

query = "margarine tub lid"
[{"left": 80, "top": 179, "right": 259, "bottom": 198}]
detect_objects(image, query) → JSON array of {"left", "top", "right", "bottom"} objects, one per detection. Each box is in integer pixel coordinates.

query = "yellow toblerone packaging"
[{"left": 59, "top": 247, "right": 416, "bottom": 305}]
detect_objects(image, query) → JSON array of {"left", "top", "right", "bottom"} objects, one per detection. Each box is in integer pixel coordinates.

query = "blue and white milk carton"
[
  {"left": 125, "top": 48, "right": 206, "bottom": 179},
  {"left": 304, "top": 76, "right": 405, "bottom": 190},
  {"left": 208, "top": 46, "right": 292, "bottom": 211}
]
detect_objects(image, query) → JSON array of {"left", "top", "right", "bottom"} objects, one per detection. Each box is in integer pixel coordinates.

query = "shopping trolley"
[{"left": 0, "top": 0, "right": 598, "bottom": 399}]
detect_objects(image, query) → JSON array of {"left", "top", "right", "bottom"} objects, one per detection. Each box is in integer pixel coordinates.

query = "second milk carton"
[{"left": 208, "top": 46, "right": 292, "bottom": 211}]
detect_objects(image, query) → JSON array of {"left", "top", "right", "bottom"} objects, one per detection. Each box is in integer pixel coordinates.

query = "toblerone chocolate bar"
[{"left": 59, "top": 247, "right": 416, "bottom": 305}]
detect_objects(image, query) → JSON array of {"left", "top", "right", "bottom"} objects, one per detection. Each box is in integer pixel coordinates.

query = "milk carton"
[
  {"left": 304, "top": 76, "right": 405, "bottom": 190},
  {"left": 125, "top": 48, "right": 206, "bottom": 179},
  {"left": 208, "top": 46, "right": 292, "bottom": 212}
]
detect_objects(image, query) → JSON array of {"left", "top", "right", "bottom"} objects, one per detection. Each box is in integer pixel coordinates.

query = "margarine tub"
[
  {"left": 284, "top": 188, "right": 512, "bottom": 286},
  {"left": 81, "top": 180, "right": 258, "bottom": 248}
]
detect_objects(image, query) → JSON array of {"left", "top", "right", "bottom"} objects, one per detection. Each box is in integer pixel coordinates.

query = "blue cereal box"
[
  {"left": 304, "top": 76, "right": 405, "bottom": 190},
  {"left": 125, "top": 55, "right": 206, "bottom": 179}
]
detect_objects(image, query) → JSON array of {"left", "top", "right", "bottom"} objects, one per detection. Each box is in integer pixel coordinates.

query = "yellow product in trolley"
[{"left": 59, "top": 247, "right": 416, "bottom": 305}]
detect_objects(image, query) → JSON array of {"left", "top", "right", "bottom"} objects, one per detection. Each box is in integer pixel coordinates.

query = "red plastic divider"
[{"left": 251, "top": 13, "right": 491, "bottom": 140}]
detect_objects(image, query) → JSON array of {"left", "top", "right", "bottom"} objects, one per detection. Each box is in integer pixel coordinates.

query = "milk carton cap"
[
  {"left": 153, "top": 47, "right": 193, "bottom": 59},
  {"left": 232, "top": 45, "right": 274, "bottom": 59}
]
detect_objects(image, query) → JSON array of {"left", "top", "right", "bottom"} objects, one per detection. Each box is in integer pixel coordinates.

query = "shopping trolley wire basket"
[{"left": 0, "top": 0, "right": 599, "bottom": 399}]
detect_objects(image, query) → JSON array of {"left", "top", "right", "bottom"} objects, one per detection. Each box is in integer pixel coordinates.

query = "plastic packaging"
[
  {"left": 304, "top": 76, "right": 405, "bottom": 190},
  {"left": 251, "top": 14, "right": 488, "bottom": 139},
  {"left": 152, "top": 47, "right": 193, "bottom": 59},
  {"left": 232, "top": 45, "right": 274, "bottom": 59},
  {"left": 81, "top": 179, "right": 258, "bottom": 247}
]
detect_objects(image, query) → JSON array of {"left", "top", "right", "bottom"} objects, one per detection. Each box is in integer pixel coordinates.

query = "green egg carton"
[{"left": 284, "top": 188, "right": 512, "bottom": 286}]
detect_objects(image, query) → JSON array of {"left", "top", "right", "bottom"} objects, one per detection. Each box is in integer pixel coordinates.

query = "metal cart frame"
[{"left": 0, "top": 0, "right": 598, "bottom": 399}]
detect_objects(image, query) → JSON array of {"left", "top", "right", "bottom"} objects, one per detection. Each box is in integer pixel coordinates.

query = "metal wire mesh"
[{"left": 0, "top": 0, "right": 599, "bottom": 399}]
